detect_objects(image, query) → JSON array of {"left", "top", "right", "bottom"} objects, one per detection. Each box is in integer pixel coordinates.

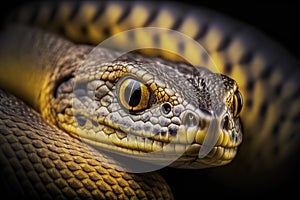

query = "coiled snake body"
[{"left": 0, "top": 1, "right": 299, "bottom": 199}]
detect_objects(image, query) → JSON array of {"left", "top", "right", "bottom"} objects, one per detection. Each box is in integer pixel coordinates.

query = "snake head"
[{"left": 49, "top": 48, "right": 243, "bottom": 172}]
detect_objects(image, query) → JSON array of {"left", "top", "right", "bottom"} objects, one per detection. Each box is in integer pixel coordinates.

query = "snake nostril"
[
  {"left": 222, "top": 115, "right": 229, "bottom": 130},
  {"left": 182, "top": 112, "right": 198, "bottom": 127}
]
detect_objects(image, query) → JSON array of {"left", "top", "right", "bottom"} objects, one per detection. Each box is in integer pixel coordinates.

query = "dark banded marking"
[
  {"left": 142, "top": 9, "right": 159, "bottom": 27},
  {"left": 271, "top": 123, "right": 280, "bottom": 136},
  {"left": 259, "top": 101, "right": 268, "bottom": 117},
  {"left": 224, "top": 63, "right": 233, "bottom": 74},
  {"left": 217, "top": 35, "right": 232, "bottom": 51},
  {"left": 102, "top": 26, "right": 111, "bottom": 38},
  {"left": 194, "top": 23, "right": 209, "bottom": 41},
  {"left": 274, "top": 82, "right": 284, "bottom": 97},
  {"left": 91, "top": 2, "right": 107, "bottom": 23},
  {"left": 239, "top": 51, "right": 254, "bottom": 65},
  {"left": 246, "top": 99, "right": 253, "bottom": 109},
  {"left": 246, "top": 79, "right": 254, "bottom": 92},
  {"left": 260, "top": 64, "right": 274, "bottom": 79},
  {"left": 80, "top": 25, "right": 88, "bottom": 37},
  {"left": 278, "top": 114, "right": 287, "bottom": 124},
  {"left": 170, "top": 15, "right": 184, "bottom": 30},
  {"left": 57, "top": 25, "right": 67, "bottom": 38},
  {"left": 68, "top": 1, "right": 81, "bottom": 21},
  {"left": 116, "top": 5, "right": 131, "bottom": 24}
]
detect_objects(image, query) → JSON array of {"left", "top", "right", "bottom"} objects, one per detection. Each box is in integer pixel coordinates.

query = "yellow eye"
[
  {"left": 117, "top": 77, "right": 151, "bottom": 112},
  {"left": 233, "top": 91, "right": 243, "bottom": 117}
]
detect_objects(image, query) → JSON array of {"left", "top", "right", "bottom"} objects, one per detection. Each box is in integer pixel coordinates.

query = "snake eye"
[
  {"left": 233, "top": 91, "right": 243, "bottom": 117},
  {"left": 117, "top": 76, "right": 151, "bottom": 112}
]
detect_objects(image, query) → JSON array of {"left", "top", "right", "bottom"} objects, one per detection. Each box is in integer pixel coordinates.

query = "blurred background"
[{"left": 1, "top": 0, "right": 299, "bottom": 58}]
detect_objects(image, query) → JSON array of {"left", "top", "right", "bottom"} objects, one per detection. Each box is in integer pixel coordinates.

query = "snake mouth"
[{"left": 60, "top": 115, "right": 241, "bottom": 165}]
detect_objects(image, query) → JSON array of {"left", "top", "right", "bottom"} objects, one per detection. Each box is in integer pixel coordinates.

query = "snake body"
[{"left": 0, "top": 0, "right": 299, "bottom": 198}]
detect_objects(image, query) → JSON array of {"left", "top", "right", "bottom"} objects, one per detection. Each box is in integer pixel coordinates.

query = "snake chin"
[{"left": 171, "top": 143, "right": 238, "bottom": 168}]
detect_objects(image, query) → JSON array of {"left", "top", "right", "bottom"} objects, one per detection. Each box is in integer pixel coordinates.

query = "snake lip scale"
[{"left": 64, "top": 118, "right": 240, "bottom": 151}]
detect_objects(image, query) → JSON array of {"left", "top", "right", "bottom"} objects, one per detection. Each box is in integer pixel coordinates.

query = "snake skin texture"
[
  {"left": 0, "top": 0, "right": 299, "bottom": 198},
  {"left": 0, "top": 89, "right": 172, "bottom": 199}
]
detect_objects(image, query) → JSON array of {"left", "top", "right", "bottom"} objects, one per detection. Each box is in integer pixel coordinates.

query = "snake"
[{"left": 0, "top": 0, "right": 299, "bottom": 199}]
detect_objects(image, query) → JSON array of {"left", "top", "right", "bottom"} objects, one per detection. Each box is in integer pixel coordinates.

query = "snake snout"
[
  {"left": 182, "top": 111, "right": 199, "bottom": 128},
  {"left": 222, "top": 114, "right": 231, "bottom": 131},
  {"left": 184, "top": 108, "right": 242, "bottom": 157}
]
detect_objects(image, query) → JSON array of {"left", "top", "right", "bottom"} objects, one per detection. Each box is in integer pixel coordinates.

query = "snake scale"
[{"left": 0, "top": 0, "right": 299, "bottom": 199}]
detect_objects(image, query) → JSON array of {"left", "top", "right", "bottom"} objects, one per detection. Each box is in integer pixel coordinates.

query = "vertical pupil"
[
  {"left": 124, "top": 80, "right": 141, "bottom": 107},
  {"left": 129, "top": 88, "right": 141, "bottom": 107}
]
